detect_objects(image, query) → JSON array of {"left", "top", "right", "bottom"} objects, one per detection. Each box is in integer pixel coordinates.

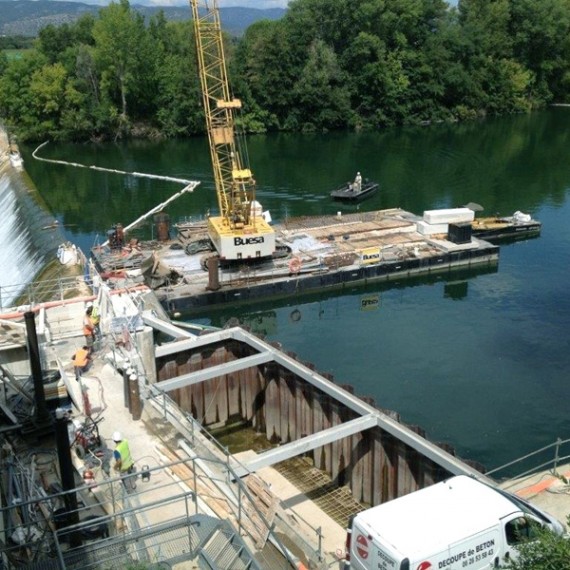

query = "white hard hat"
[
  {"left": 112, "top": 431, "right": 122, "bottom": 442},
  {"left": 86, "top": 301, "right": 93, "bottom": 308},
  {"left": 357, "top": 172, "right": 361, "bottom": 175}
]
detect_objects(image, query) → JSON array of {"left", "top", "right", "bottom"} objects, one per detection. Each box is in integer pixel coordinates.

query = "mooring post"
[
  {"left": 206, "top": 256, "right": 220, "bottom": 291},
  {"left": 554, "top": 437, "right": 562, "bottom": 474},
  {"left": 123, "top": 367, "right": 133, "bottom": 410},
  {"left": 129, "top": 373, "right": 142, "bottom": 420}
]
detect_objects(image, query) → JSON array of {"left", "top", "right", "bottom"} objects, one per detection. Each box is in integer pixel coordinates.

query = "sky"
[
  {"left": 38, "top": 0, "right": 291, "bottom": 6},
  {"left": 9, "top": 0, "right": 456, "bottom": 9}
]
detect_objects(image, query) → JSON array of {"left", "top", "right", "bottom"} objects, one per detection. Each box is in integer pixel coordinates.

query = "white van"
[{"left": 345, "top": 475, "right": 565, "bottom": 570}]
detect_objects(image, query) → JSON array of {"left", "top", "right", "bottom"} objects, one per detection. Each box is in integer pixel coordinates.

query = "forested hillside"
[
  {"left": 0, "top": 0, "right": 569, "bottom": 143},
  {"left": 0, "top": 0, "right": 285, "bottom": 37}
]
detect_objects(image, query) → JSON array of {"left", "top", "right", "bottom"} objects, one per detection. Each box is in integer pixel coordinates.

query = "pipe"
[{"left": 0, "top": 285, "right": 150, "bottom": 320}]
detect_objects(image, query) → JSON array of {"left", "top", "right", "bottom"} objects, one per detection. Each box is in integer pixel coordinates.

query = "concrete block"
[{"left": 423, "top": 208, "right": 474, "bottom": 224}]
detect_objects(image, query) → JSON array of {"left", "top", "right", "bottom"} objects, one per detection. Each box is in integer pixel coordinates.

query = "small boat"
[
  {"left": 9, "top": 151, "right": 23, "bottom": 171},
  {"left": 330, "top": 173, "right": 379, "bottom": 202},
  {"left": 470, "top": 211, "right": 541, "bottom": 241}
]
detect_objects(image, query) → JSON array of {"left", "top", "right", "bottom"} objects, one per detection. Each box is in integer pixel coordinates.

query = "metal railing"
[
  {"left": 486, "top": 437, "right": 570, "bottom": 481},
  {"left": 0, "top": 449, "right": 295, "bottom": 570},
  {"left": 0, "top": 247, "right": 90, "bottom": 312},
  {"left": 0, "top": 277, "right": 90, "bottom": 312},
  {"left": 146, "top": 387, "right": 326, "bottom": 567}
]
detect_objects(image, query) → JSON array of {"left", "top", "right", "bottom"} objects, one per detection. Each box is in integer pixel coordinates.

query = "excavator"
[{"left": 190, "top": 0, "right": 276, "bottom": 262}]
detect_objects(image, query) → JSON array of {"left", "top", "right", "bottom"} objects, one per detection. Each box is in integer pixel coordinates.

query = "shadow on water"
[{"left": 191, "top": 263, "right": 499, "bottom": 333}]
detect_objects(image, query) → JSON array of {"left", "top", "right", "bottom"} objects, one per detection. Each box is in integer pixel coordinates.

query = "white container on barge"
[{"left": 345, "top": 475, "right": 565, "bottom": 570}]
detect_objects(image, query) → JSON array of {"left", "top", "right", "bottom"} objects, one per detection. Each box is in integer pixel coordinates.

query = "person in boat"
[{"left": 354, "top": 172, "right": 362, "bottom": 192}]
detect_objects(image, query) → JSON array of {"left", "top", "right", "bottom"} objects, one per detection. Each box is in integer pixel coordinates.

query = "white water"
[{"left": 0, "top": 172, "right": 46, "bottom": 308}]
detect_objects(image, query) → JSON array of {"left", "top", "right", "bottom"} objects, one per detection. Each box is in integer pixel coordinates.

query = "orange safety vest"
[
  {"left": 83, "top": 315, "right": 94, "bottom": 336},
  {"left": 73, "top": 348, "right": 90, "bottom": 367}
]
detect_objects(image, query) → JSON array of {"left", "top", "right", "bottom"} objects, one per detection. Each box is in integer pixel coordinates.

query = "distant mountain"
[{"left": 0, "top": 1, "right": 286, "bottom": 37}]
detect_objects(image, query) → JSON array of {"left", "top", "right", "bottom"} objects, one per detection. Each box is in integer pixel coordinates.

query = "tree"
[
  {"left": 292, "top": 39, "right": 351, "bottom": 130},
  {"left": 509, "top": 0, "right": 570, "bottom": 103},
  {"left": 234, "top": 19, "right": 298, "bottom": 127},
  {"left": 92, "top": 0, "right": 157, "bottom": 133},
  {"left": 154, "top": 21, "right": 203, "bottom": 137},
  {"left": 504, "top": 518, "right": 570, "bottom": 570},
  {"left": 0, "top": 50, "right": 47, "bottom": 139}
]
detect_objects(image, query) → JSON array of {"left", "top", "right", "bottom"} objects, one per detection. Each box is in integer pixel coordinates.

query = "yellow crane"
[{"left": 190, "top": 0, "right": 276, "bottom": 261}]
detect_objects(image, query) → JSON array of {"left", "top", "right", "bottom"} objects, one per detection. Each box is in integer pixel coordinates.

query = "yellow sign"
[
  {"left": 360, "top": 247, "right": 381, "bottom": 264},
  {"left": 360, "top": 295, "right": 380, "bottom": 311}
]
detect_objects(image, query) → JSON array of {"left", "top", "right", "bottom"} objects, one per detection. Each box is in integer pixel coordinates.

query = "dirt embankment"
[{"left": 0, "top": 125, "right": 11, "bottom": 167}]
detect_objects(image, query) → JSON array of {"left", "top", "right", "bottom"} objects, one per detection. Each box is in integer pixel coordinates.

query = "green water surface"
[{"left": 20, "top": 108, "right": 570, "bottom": 472}]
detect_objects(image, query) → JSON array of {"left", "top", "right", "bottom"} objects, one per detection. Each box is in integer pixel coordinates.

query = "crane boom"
[{"left": 190, "top": 0, "right": 275, "bottom": 261}]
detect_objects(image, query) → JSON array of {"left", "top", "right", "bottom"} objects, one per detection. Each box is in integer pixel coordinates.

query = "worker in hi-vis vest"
[
  {"left": 112, "top": 431, "right": 136, "bottom": 491},
  {"left": 72, "top": 346, "right": 90, "bottom": 380}
]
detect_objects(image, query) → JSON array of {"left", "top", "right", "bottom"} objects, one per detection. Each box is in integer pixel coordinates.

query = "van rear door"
[{"left": 348, "top": 518, "right": 407, "bottom": 570}]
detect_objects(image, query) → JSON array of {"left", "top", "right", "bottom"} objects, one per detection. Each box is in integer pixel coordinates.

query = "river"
[{"left": 20, "top": 107, "right": 570, "bottom": 472}]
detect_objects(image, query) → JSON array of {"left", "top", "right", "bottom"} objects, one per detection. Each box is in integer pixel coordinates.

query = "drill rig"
[{"left": 190, "top": 0, "right": 276, "bottom": 261}]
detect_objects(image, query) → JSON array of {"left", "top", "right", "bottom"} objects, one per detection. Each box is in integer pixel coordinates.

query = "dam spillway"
[{"left": 0, "top": 137, "right": 63, "bottom": 309}]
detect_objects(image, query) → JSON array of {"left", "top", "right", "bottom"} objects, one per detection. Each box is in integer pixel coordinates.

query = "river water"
[{"left": 20, "top": 108, "right": 570, "bottom": 472}]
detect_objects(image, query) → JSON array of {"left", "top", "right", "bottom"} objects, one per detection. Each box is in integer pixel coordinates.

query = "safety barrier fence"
[
  {"left": 147, "top": 386, "right": 325, "bottom": 568},
  {"left": 0, "top": 449, "right": 299, "bottom": 570},
  {"left": 0, "top": 277, "right": 88, "bottom": 312},
  {"left": 486, "top": 437, "right": 570, "bottom": 481},
  {"left": 0, "top": 248, "right": 90, "bottom": 312}
]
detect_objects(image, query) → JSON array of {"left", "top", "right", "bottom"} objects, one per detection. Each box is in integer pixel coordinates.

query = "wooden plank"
[
  {"left": 312, "top": 391, "right": 324, "bottom": 470},
  {"left": 279, "top": 375, "right": 289, "bottom": 444},
  {"left": 177, "top": 356, "right": 191, "bottom": 414},
  {"left": 330, "top": 403, "right": 340, "bottom": 482},
  {"left": 372, "top": 431, "right": 383, "bottom": 506},
  {"left": 244, "top": 474, "right": 278, "bottom": 548},
  {"left": 351, "top": 431, "right": 364, "bottom": 503},
  {"left": 361, "top": 429, "right": 373, "bottom": 506},
  {"left": 322, "top": 393, "right": 332, "bottom": 476},
  {"left": 227, "top": 372, "right": 239, "bottom": 418},
  {"left": 252, "top": 368, "right": 265, "bottom": 431},
  {"left": 215, "top": 347, "right": 228, "bottom": 424},
  {"left": 285, "top": 372, "right": 296, "bottom": 443},
  {"left": 266, "top": 377, "right": 278, "bottom": 442}
]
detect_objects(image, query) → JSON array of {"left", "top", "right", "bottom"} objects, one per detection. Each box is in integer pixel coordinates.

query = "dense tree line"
[
  {"left": 0, "top": 36, "right": 34, "bottom": 51},
  {"left": 0, "top": 0, "right": 569, "bottom": 142}
]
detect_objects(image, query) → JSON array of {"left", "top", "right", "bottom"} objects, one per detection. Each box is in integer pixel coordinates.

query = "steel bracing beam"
[
  {"left": 155, "top": 325, "right": 494, "bottom": 483},
  {"left": 155, "top": 328, "right": 234, "bottom": 357},
  {"left": 233, "top": 414, "right": 379, "bottom": 478},
  {"left": 154, "top": 351, "right": 274, "bottom": 392},
  {"left": 230, "top": 328, "right": 493, "bottom": 482},
  {"left": 142, "top": 312, "right": 195, "bottom": 339}
]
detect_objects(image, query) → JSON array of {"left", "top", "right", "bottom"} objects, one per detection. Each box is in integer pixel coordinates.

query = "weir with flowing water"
[{"left": 0, "top": 136, "right": 63, "bottom": 308}]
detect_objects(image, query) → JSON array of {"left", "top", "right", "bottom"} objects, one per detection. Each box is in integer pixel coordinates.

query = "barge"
[
  {"left": 92, "top": 207, "right": 500, "bottom": 314},
  {"left": 471, "top": 211, "right": 542, "bottom": 241}
]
